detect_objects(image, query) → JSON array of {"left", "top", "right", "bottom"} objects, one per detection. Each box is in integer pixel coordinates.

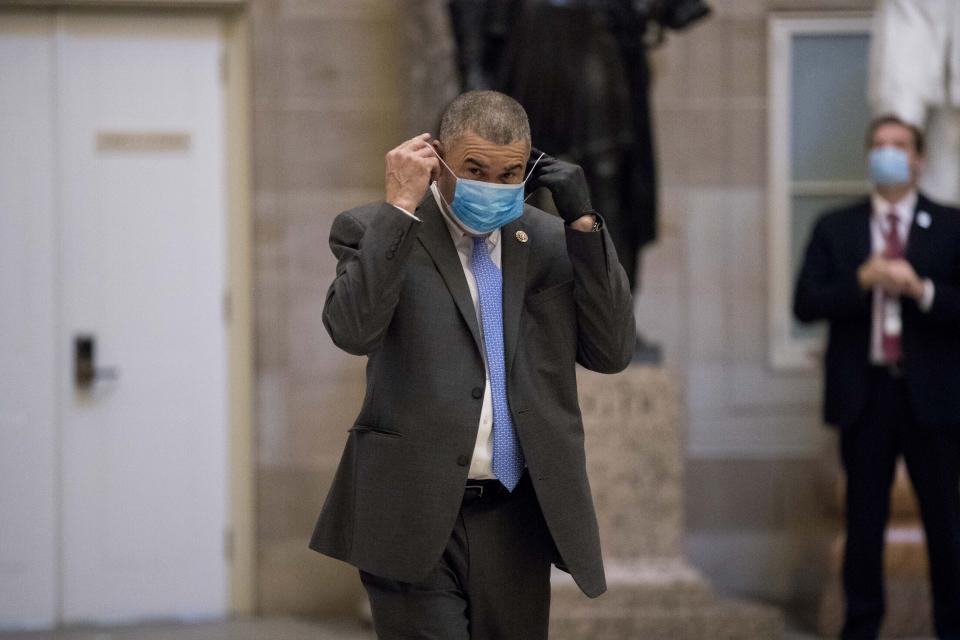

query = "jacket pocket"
[
  {"left": 526, "top": 280, "right": 574, "bottom": 308},
  {"left": 349, "top": 424, "right": 403, "bottom": 439}
]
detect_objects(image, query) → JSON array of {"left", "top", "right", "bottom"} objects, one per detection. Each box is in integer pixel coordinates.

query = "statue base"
[
  {"left": 548, "top": 366, "right": 783, "bottom": 639},
  {"left": 550, "top": 561, "right": 782, "bottom": 639}
]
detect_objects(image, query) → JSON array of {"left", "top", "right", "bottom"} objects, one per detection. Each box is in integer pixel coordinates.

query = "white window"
[{"left": 767, "top": 14, "right": 873, "bottom": 370}]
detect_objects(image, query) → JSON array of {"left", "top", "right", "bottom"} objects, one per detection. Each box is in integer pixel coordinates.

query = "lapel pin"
[
  {"left": 515, "top": 230, "right": 529, "bottom": 243},
  {"left": 917, "top": 211, "right": 932, "bottom": 229}
]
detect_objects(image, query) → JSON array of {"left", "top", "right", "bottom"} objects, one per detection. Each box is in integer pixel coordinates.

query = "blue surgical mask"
[
  {"left": 869, "top": 146, "right": 911, "bottom": 186},
  {"left": 432, "top": 146, "right": 544, "bottom": 235}
]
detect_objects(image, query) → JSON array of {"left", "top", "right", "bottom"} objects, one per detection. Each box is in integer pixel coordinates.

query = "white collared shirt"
[
  {"left": 428, "top": 183, "right": 500, "bottom": 479},
  {"left": 868, "top": 190, "right": 935, "bottom": 363}
]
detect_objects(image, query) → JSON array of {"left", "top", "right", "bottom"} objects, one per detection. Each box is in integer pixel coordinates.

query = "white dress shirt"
[
  {"left": 869, "top": 190, "right": 935, "bottom": 363},
  {"left": 391, "top": 187, "right": 500, "bottom": 479},
  {"left": 429, "top": 183, "right": 500, "bottom": 479}
]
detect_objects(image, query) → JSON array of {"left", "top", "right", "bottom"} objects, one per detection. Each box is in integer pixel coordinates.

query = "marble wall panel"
[
  {"left": 275, "top": 14, "right": 402, "bottom": 108},
  {"left": 687, "top": 530, "right": 803, "bottom": 602},
  {"left": 258, "top": 467, "right": 330, "bottom": 542},
  {"left": 284, "top": 373, "right": 366, "bottom": 470},
  {"left": 653, "top": 108, "right": 691, "bottom": 187},
  {"left": 768, "top": 0, "right": 872, "bottom": 10},
  {"left": 683, "top": 107, "right": 735, "bottom": 187},
  {"left": 252, "top": 108, "right": 282, "bottom": 191},
  {"left": 258, "top": 537, "right": 361, "bottom": 616},
  {"left": 274, "top": 108, "right": 397, "bottom": 191},
  {"left": 686, "top": 459, "right": 793, "bottom": 531},
  {"left": 257, "top": 369, "right": 289, "bottom": 467},
  {"left": 251, "top": 1, "right": 281, "bottom": 108},
  {"left": 682, "top": 18, "right": 729, "bottom": 102},
  {"left": 728, "top": 104, "right": 767, "bottom": 186},
  {"left": 728, "top": 15, "right": 766, "bottom": 99},
  {"left": 712, "top": 0, "right": 768, "bottom": 18},
  {"left": 251, "top": 0, "right": 408, "bottom": 617}
]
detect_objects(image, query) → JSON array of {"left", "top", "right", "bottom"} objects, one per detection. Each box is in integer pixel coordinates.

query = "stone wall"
[
  {"left": 639, "top": 0, "right": 873, "bottom": 605},
  {"left": 251, "top": 0, "right": 406, "bottom": 616}
]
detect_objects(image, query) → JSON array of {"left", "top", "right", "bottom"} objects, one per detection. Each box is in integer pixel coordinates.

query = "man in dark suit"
[
  {"left": 309, "top": 90, "right": 635, "bottom": 639},
  {"left": 795, "top": 114, "right": 960, "bottom": 639}
]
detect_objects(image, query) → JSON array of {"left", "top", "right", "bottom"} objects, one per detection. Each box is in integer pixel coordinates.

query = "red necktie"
[{"left": 881, "top": 211, "right": 903, "bottom": 363}]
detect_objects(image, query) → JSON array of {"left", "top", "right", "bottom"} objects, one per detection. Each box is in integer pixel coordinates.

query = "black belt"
[
  {"left": 463, "top": 478, "right": 512, "bottom": 505},
  {"left": 872, "top": 362, "right": 904, "bottom": 379}
]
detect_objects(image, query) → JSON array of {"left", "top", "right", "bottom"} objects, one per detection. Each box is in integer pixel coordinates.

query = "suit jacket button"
[
  {"left": 471, "top": 386, "right": 483, "bottom": 399},
  {"left": 457, "top": 454, "right": 470, "bottom": 467}
]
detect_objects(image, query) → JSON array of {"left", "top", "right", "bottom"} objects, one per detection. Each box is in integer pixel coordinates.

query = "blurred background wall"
[{"left": 249, "top": 0, "right": 407, "bottom": 617}]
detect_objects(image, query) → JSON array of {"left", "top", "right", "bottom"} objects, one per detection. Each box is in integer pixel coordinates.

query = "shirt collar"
[
  {"left": 430, "top": 182, "right": 500, "bottom": 249},
  {"left": 871, "top": 189, "right": 917, "bottom": 226}
]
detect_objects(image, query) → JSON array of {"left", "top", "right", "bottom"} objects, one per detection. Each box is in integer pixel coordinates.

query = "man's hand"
[
  {"left": 885, "top": 259, "right": 926, "bottom": 300},
  {"left": 525, "top": 148, "right": 594, "bottom": 225},
  {"left": 858, "top": 255, "right": 925, "bottom": 300},
  {"left": 385, "top": 133, "right": 439, "bottom": 214},
  {"left": 857, "top": 255, "right": 888, "bottom": 290}
]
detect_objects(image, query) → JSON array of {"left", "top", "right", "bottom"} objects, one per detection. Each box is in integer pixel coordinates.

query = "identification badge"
[{"left": 883, "top": 299, "right": 902, "bottom": 336}]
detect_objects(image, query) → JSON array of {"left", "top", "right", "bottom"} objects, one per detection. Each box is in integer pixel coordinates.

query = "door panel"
[
  {"left": 56, "top": 13, "right": 227, "bottom": 623},
  {"left": 0, "top": 10, "right": 228, "bottom": 627},
  {"left": 0, "top": 12, "right": 58, "bottom": 630}
]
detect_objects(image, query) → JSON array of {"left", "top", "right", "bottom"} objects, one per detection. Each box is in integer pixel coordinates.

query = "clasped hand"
[{"left": 858, "top": 255, "right": 925, "bottom": 300}]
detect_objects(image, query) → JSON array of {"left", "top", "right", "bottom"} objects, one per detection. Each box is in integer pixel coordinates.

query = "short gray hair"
[{"left": 438, "top": 90, "right": 531, "bottom": 147}]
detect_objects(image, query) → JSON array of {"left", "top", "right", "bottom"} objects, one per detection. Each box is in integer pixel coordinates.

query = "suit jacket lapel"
[
  {"left": 501, "top": 214, "right": 530, "bottom": 375},
  {"left": 415, "top": 196, "right": 484, "bottom": 355}
]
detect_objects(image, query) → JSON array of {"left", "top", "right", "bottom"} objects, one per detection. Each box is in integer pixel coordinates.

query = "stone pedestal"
[
  {"left": 810, "top": 459, "right": 933, "bottom": 637},
  {"left": 550, "top": 365, "right": 783, "bottom": 639}
]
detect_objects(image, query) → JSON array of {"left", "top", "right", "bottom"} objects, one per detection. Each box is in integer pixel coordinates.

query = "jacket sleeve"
[
  {"left": 322, "top": 204, "right": 421, "bottom": 355},
  {"left": 565, "top": 221, "right": 636, "bottom": 374},
  {"left": 793, "top": 218, "right": 870, "bottom": 323},
  {"left": 925, "top": 261, "right": 960, "bottom": 325}
]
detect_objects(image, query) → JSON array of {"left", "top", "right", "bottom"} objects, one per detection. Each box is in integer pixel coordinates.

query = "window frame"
[{"left": 766, "top": 12, "right": 874, "bottom": 370}]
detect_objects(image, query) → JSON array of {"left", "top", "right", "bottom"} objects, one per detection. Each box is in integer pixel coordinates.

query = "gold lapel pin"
[{"left": 515, "top": 230, "right": 529, "bottom": 243}]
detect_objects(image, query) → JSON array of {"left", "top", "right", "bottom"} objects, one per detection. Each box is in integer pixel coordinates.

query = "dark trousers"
[
  {"left": 360, "top": 472, "right": 556, "bottom": 640},
  {"left": 840, "top": 368, "right": 960, "bottom": 639}
]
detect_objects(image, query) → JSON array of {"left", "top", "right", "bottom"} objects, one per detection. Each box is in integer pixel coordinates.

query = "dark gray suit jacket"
[{"left": 309, "top": 195, "right": 635, "bottom": 597}]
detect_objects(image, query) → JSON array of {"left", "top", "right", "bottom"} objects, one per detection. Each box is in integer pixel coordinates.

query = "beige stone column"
[{"left": 549, "top": 365, "right": 783, "bottom": 639}]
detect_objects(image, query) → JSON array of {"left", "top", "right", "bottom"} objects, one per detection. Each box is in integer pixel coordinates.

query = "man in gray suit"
[{"left": 310, "top": 90, "right": 636, "bottom": 639}]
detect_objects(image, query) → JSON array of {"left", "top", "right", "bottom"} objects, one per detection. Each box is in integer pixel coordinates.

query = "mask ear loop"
[
  {"left": 427, "top": 144, "right": 458, "bottom": 214},
  {"left": 522, "top": 152, "right": 546, "bottom": 202},
  {"left": 429, "top": 144, "right": 457, "bottom": 180}
]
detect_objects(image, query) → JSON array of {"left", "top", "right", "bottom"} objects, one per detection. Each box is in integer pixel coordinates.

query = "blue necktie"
[{"left": 471, "top": 236, "right": 525, "bottom": 491}]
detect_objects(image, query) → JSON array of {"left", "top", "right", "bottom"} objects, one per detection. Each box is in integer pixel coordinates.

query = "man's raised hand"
[
  {"left": 524, "top": 147, "right": 594, "bottom": 225},
  {"left": 385, "top": 133, "right": 439, "bottom": 214}
]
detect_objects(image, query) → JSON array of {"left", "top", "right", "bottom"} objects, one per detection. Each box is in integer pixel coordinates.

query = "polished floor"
[
  {"left": 0, "top": 618, "right": 374, "bottom": 640},
  {"left": 0, "top": 616, "right": 934, "bottom": 639}
]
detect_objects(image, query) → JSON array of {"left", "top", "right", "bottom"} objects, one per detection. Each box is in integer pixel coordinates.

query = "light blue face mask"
[
  {"left": 433, "top": 146, "right": 544, "bottom": 235},
  {"left": 869, "top": 146, "right": 911, "bottom": 186}
]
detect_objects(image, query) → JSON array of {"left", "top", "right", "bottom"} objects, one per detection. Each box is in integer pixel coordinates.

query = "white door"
[
  {"left": 0, "top": 11, "right": 59, "bottom": 629},
  {"left": 0, "top": 11, "right": 228, "bottom": 627}
]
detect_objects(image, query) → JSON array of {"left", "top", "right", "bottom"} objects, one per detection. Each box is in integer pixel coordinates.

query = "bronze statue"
[{"left": 449, "top": 0, "right": 711, "bottom": 307}]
